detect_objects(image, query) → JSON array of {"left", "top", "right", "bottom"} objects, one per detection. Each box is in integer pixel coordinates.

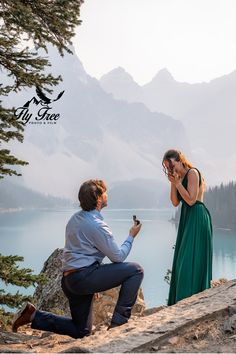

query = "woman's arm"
[
  {"left": 175, "top": 169, "right": 199, "bottom": 206},
  {"left": 170, "top": 182, "right": 180, "bottom": 207},
  {"left": 168, "top": 174, "right": 180, "bottom": 206}
]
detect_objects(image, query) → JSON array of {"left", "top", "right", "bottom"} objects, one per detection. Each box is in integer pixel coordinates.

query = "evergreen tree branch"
[
  {"left": 0, "top": 254, "right": 45, "bottom": 286},
  {"left": 0, "top": 0, "right": 84, "bottom": 177},
  {"left": 0, "top": 289, "right": 33, "bottom": 308}
]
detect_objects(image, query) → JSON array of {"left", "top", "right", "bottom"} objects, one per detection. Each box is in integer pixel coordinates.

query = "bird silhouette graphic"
[{"left": 35, "top": 86, "right": 65, "bottom": 106}]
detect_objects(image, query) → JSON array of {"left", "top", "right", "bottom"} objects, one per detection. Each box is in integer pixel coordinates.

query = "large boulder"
[{"left": 34, "top": 249, "right": 145, "bottom": 326}]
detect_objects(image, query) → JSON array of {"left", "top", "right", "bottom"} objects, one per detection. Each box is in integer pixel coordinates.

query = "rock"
[
  {"left": 150, "top": 346, "right": 159, "bottom": 351},
  {"left": 224, "top": 314, "right": 236, "bottom": 333},
  {"left": 168, "top": 336, "right": 180, "bottom": 345},
  {"left": 228, "top": 305, "right": 236, "bottom": 316},
  {"left": 89, "top": 279, "right": 236, "bottom": 353},
  {"left": 2, "top": 280, "right": 236, "bottom": 353},
  {"left": 211, "top": 278, "right": 228, "bottom": 287},
  {"left": 0, "top": 331, "right": 38, "bottom": 344},
  {"left": 40, "top": 331, "right": 54, "bottom": 338},
  {"left": 34, "top": 248, "right": 145, "bottom": 326},
  {"left": 143, "top": 306, "right": 166, "bottom": 316},
  {"left": 58, "top": 346, "right": 90, "bottom": 353},
  {"left": 0, "top": 349, "right": 33, "bottom": 353}
]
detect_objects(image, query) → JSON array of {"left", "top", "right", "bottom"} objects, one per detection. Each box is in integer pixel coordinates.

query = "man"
[{"left": 12, "top": 179, "right": 144, "bottom": 338}]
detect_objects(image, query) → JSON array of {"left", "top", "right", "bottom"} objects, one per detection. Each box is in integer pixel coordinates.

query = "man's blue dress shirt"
[{"left": 62, "top": 209, "right": 133, "bottom": 271}]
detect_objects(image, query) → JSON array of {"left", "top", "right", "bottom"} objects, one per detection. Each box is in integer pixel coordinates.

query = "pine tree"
[
  {"left": 0, "top": 0, "right": 84, "bottom": 178},
  {"left": 174, "top": 181, "right": 236, "bottom": 229},
  {"left": 0, "top": 0, "right": 84, "bottom": 328},
  {"left": 0, "top": 254, "right": 45, "bottom": 307},
  {"left": 0, "top": 254, "right": 46, "bottom": 328}
]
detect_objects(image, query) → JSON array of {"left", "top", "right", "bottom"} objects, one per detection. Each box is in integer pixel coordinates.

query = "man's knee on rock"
[{"left": 129, "top": 262, "right": 144, "bottom": 278}]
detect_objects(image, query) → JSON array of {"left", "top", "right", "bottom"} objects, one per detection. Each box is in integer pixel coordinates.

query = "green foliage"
[
  {"left": 0, "top": 2, "right": 83, "bottom": 326},
  {"left": 164, "top": 268, "right": 172, "bottom": 285},
  {"left": 204, "top": 181, "right": 236, "bottom": 229},
  {"left": 0, "top": 254, "right": 46, "bottom": 327},
  {"left": 0, "top": 254, "right": 45, "bottom": 288},
  {"left": 0, "top": 307, "right": 13, "bottom": 330},
  {"left": 0, "top": 100, "right": 28, "bottom": 178},
  {"left": 0, "top": 289, "right": 33, "bottom": 309},
  {"left": 0, "top": 0, "right": 84, "bottom": 178}
]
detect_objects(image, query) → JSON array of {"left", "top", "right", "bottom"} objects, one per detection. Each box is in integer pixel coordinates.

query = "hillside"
[
  {"left": 2, "top": 45, "right": 189, "bottom": 199},
  {"left": 101, "top": 67, "right": 236, "bottom": 186},
  {"left": 0, "top": 179, "right": 72, "bottom": 210}
]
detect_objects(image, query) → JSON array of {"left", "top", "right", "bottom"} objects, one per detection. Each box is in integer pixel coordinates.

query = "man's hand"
[{"left": 129, "top": 223, "right": 142, "bottom": 239}]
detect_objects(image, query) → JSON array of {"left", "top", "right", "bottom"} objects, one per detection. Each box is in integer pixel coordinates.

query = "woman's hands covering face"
[{"left": 168, "top": 172, "right": 182, "bottom": 186}]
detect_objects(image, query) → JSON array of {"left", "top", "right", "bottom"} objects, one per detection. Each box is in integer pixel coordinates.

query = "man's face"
[{"left": 100, "top": 191, "right": 108, "bottom": 208}]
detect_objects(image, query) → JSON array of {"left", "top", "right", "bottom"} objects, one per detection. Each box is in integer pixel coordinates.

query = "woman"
[{"left": 162, "top": 149, "right": 212, "bottom": 305}]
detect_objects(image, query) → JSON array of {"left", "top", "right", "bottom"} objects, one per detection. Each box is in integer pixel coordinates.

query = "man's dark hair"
[{"left": 78, "top": 179, "right": 107, "bottom": 211}]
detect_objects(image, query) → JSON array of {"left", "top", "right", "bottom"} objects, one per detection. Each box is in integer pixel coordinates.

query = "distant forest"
[
  {"left": 0, "top": 180, "right": 72, "bottom": 210},
  {"left": 2, "top": 179, "right": 236, "bottom": 229},
  {"left": 174, "top": 181, "right": 236, "bottom": 230}
]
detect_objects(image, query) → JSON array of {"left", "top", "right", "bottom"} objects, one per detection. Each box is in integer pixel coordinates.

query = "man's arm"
[{"left": 92, "top": 222, "right": 141, "bottom": 263}]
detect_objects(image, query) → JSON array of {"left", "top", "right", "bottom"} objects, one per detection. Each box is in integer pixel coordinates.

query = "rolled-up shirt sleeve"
[{"left": 92, "top": 222, "right": 134, "bottom": 263}]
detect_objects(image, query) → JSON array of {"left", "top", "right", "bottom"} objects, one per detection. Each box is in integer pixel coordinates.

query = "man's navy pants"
[{"left": 31, "top": 261, "right": 144, "bottom": 338}]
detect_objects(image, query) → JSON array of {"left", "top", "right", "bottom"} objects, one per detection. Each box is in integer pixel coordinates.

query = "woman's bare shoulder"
[{"left": 187, "top": 168, "right": 200, "bottom": 178}]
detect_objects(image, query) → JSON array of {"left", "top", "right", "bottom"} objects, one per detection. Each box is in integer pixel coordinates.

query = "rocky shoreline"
[
  {"left": 1, "top": 279, "right": 236, "bottom": 353},
  {"left": 1, "top": 249, "right": 236, "bottom": 353}
]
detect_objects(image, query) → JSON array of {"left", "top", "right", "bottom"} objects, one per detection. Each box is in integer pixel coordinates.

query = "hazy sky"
[{"left": 73, "top": 0, "right": 236, "bottom": 85}]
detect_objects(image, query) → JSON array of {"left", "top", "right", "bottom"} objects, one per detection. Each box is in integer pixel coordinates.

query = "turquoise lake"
[{"left": 1, "top": 208, "right": 236, "bottom": 308}]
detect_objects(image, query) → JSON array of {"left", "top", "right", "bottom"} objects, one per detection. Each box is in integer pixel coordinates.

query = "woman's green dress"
[{"left": 168, "top": 168, "right": 213, "bottom": 306}]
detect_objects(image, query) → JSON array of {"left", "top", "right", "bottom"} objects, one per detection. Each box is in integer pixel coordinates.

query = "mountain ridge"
[
  {"left": 100, "top": 66, "right": 236, "bottom": 186},
  {"left": 2, "top": 45, "right": 189, "bottom": 199}
]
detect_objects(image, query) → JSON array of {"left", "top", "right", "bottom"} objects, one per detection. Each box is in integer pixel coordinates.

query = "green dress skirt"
[{"left": 168, "top": 168, "right": 213, "bottom": 306}]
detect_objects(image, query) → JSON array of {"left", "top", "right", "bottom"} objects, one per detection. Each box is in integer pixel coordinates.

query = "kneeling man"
[{"left": 12, "top": 179, "right": 144, "bottom": 338}]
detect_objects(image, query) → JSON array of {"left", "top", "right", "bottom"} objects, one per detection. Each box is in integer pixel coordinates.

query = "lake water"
[{"left": 1, "top": 208, "right": 236, "bottom": 308}]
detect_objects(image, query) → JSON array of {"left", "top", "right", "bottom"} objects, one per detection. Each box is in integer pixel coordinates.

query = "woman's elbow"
[
  {"left": 171, "top": 200, "right": 180, "bottom": 207},
  {"left": 187, "top": 199, "right": 197, "bottom": 206}
]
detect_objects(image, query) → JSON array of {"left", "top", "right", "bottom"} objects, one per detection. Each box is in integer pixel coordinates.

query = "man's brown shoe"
[{"left": 12, "top": 302, "right": 36, "bottom": 332}]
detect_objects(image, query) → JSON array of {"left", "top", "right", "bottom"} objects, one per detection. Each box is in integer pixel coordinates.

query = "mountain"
[
  {"left": 0, "top": 178, "right": 72, "bottom": 210},
  {"left": 100, "top": 67, "right": 236, "bottom": 186},
  {"left": 2, "top": 46, "right": 189, "bottom": 200},
  {"left": 108, "top": 178, "right": 170, "bottom": 209},
  {"left": 100, "top": 67, "right": 142, "bottom": 103}
]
